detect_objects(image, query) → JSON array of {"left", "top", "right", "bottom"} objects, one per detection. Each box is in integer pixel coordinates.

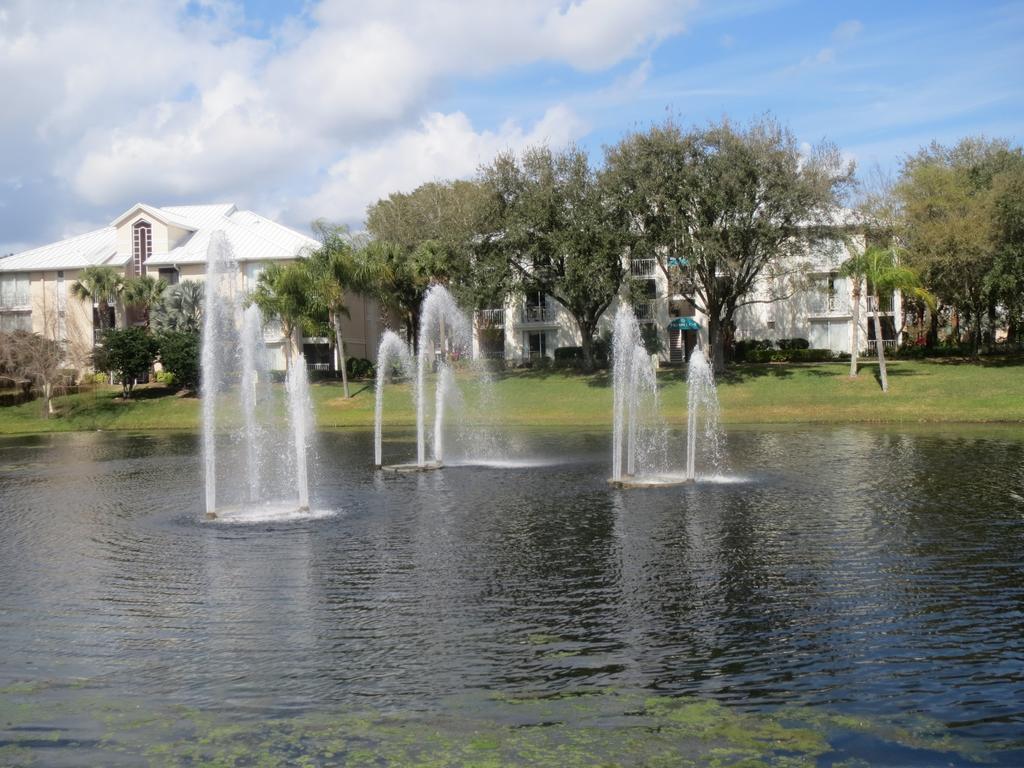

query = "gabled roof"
[
  {"left": 110, "top": 202, "right": 196, "bottom": 231},
  {"left": 0, "top": 226, "right": 124, "bottom": 272},
  {"left": 3, "top": 203, "right": 318, "bottom": 273},
  {"left": 146, "top": 205, "right": 318, "bottom": 265}
]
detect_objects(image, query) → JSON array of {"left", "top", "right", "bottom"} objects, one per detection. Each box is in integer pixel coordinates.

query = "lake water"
[{"left": 1, "top": 426, "right": 1022, "bottom": 766}]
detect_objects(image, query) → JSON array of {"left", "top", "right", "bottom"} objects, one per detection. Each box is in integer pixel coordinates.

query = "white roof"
[
  {"left": 2, "top": 203, "right": 318, "bottom": 273},
  {"left": 0, "top": 226, "right": 122, "bottom": 272}
]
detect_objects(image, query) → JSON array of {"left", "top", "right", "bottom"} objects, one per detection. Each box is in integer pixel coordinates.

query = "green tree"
[
  {"left": 70, "top": 265, "right": 125, "bottom": 335},
  {"left": 365, "top": 179, "right": 493, "bottom": 301},
  {"left": 249, "top": 262, "right": 317, "bottom": 369},
  {"left": 603, "top": 117, "right": 854, "bottom": 371},
  {"left": 97, "top": 327, "right": 159, "bottom": 398},
  {"left": 157, "top": 331, "right": 200, "bottom": 391},
  {"left": 151, "top": 281, "right": 204, "bottom": 334},
  {"left": 123, "top": 275, "right": 168, "bottom": 328},
  {"left": 897, "top": 137, "right": 1024, "bottom": 353},
  {"left": 481, "top": 144, "right": 629, "bottom": 369},
  {"left": 842, "top": 246, "right": 933, "bottom": 392},
  {"left": 307, "top": 222, "right": 389, "bottom": 397},
  {"left": 987, "top": 162, "right": 1024, "bottom": 342}
]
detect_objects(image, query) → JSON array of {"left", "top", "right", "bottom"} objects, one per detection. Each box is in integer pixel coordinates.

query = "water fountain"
[
  {"left": 373, "top": 330, "right": 414, "bottom": 467},
  {"left": 380, "top": 285, "right": 471, "bottom": 472},
  {"left": 684, "top": 346, "right": 722, "bottom": 482},
  {"left": 201, "top": 230, "right": 317, "bottom": 519},
  {"left": 609, "top": 304, "right": 669, "bottom": 487}
]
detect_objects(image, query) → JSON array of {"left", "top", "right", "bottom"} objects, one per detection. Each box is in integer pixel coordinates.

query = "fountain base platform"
[
  {"left": 204, "top": 502, "right": 326, "bottom": 523},
  {"left": 608, "top": 476, "right": 695, "bottom": 489},
  {"left": 379, "top": 462, "right": 443, "bottom": 473}
]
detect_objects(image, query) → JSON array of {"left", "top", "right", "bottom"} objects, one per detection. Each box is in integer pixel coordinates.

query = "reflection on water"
[{"left": 1, "top": 427, "right": 1023, "bottom": 765}]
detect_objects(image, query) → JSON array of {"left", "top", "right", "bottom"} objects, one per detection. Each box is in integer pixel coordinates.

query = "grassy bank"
[{"left": 1, "top": 357, "right": 1022, "bottom": 435}]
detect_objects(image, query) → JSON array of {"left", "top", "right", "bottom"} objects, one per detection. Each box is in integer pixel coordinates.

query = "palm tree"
[
  {"left": 841, "top": 245, "right": 934, "bottom": 393},
  {"left": 123, "top": 275, "right": 168, "bottom": 328},
  {"left": 69, "top": 266, "right": 125, "bottom": 337},
  {"left": 249, "top": 262, "right": 315, "bottom": 370},
  {"left": 307, "top": 224, "right": 390, "bottom": 397},
  {"left": 839, "top": 253, "right": 865, "bottom": 378},
  {"left": 152, "top": 281, "right": 204, "bottom": 333}
]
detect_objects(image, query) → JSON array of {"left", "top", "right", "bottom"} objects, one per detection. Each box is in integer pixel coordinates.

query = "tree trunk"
[
  {"left": 44, "top": 381, "right": 54, "bottom": 417},
  {"left": 928, "top": 308, "right": 939, "bottom": 348},
  {"left": 988, "top": 300, "right": 997, "bottom": 350},
  {"left": 580, "top": 323, "right": 595, "bottom": 371},
  {"left": 849, "top": 276, "right": 861, "bottom": 377},
  {"left": 332, "top": 312, "right": 350, "bottom": 398},
  {"left": 291, "top": 325, "right": 303, "bottom": 367},
  {"left": 872, "top": 302, "right": 888, "bottom": 393},
  {"left": 708, "top": 313, "right": 725, "bottom": 373}
]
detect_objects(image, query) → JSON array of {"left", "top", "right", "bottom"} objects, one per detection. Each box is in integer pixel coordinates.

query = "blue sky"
[{"left": 1, "top": 0, "right": 1021, "bottom": 254}]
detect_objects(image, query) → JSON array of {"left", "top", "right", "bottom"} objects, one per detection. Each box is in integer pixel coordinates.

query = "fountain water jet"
[
  {"left": 373, "top": 331, "right": 414, "bottom": 467},
  {"left": 201, "top": 231, "right": 318, "bottom": 519},
  {"left": 286, "top": 355, "right": 314, "bottom": 510},
  {"left": 609, "top": 305, "right": 669, "bottom": 487},
  {"left": 379, "top": 285, "right": 471, "bottom": 472},
  {"left": 684, "top": 346, "right": 722, "bottom": 482}
]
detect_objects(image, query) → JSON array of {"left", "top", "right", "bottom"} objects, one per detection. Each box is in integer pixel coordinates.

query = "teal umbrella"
[{"left": 668, "top": 317, "right": 701, "bottom": 331}]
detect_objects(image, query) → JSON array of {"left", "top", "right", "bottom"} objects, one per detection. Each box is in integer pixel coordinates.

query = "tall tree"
[
  {"left": 897, "top": 137, "right": 1024, "bottom": 353},
  {"left": 844, "top": 245, "right": 933, "bottom": 393},
  {"left": 604, "top": 117, "right": 854, "bottom": 371},
  {"left": 365, "top": 179, "right": 501, "bottom": 341},
  {"left": 307, "top": 222, "right": 389, "bottom": 397},
  {"left": 123, "top": 275, "right": 168, "bottom": 328},
  {"left": 481, "top": 144, "right": 629, "bottom": 369},
  {"left": 987, "top": 160, "right": 1024, "bottom": 343},
  {"left": 70, "top": 265, "right": 125, "bottom": 335},
  {"left": 249, "top": 262, "right": 316, "bottom": 369}
]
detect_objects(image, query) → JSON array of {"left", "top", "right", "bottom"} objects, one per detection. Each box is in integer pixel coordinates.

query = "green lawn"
[{"left": 1, "top": 357, "right": 1022, "bottom": 435}]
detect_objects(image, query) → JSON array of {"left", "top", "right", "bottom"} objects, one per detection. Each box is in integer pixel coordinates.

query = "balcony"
[
  {"left": 633, "top": 300, "right": 656, "bottom": 323},
  {"left": 806, "top": 293, "right": 851, "bottom": 316},
  {"left": 521, "top": 305, "right": 557, "bottom": 325},
  {"left": 475, "top": 308, "right": 505, "bottom": 328},
  {"left": 866, "top": 339, "right": 897, "bottom": 354},
  {"left": 867, "top": 295, "right": 895, "bottom": 313},
  {"left": 630, "top": 258, "right": 657, "bottom": 277}
]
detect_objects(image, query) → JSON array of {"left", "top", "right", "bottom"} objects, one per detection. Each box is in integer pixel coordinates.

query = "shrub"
[
  {"left": 98, "top": 327, "right": 159, "bottom": 398},
  {"left": 158, "top": 331, "right": 199, "bottom": 391},
  {"left": 776, "top": 337, "right": 810, "bottom": 351},
  {"left": 345, "top": 357, "right": 375, "bottom": 379},
  {"left": 734, "top": 338, "right": 774, "bottom": 361}
]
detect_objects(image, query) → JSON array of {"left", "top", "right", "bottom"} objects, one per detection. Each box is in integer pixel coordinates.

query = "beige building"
[{"left": 0, "top": 203, "right": 382, "bottom": 372}]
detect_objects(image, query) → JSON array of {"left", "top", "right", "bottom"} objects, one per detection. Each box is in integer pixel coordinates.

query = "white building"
[
  {"left": 470, "top": 215, "right": 901, "bottom": 363},
  {"left": 0, "top": 203, "right": 383, "bottom": 371}
]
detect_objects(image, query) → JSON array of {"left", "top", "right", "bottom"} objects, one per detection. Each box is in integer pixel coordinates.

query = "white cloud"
[
  {"left": 0, "top": 0, "right": 691, "bottom": 243},
  {"left": 833, "top": 19, "right": 864, "bottom": 42},
  {"left": 289, "top": 105, "right": 589, "bottom": 225}
]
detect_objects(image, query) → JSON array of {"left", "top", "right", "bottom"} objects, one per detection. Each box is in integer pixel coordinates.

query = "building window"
[
  {"left": 158, "top": 267, "right": 179, "bottom": 286},
  {"left": 0, "top": 311, "right": 31, "bottom": 332},
  {"left": 132, "top": 220, "right": 152, "bottom": 277},
  {"left": 527, "top": 331, "right": 547, "bottom": 359},
  {"left": 0, "top": 273, "right": 30, "bottom": 310}
]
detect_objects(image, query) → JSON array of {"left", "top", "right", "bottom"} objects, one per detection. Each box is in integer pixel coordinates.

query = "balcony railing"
[
  {"left": 475, "top": 308, "right": 505, "bottom": 327},
  {"left": 522, "top": 305, "right": 555, "bottom": 324},
  {"left": 630, "top": 258, "right": 657, "bottom": 277},
  {"left": 633, "top": 300, "right": 656, "bottom": 323},
  {"left": 307, "top": 362, "right": 332, "bottom": 371},
  {"left": 865, "top": 339, "right": 898, "bottom": 354},
  {"left": 806, "top": 293, "right": 851, "bottom": 315},
  {"left": 867, "top": 295, "right": 895, "bottom": 313}
]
